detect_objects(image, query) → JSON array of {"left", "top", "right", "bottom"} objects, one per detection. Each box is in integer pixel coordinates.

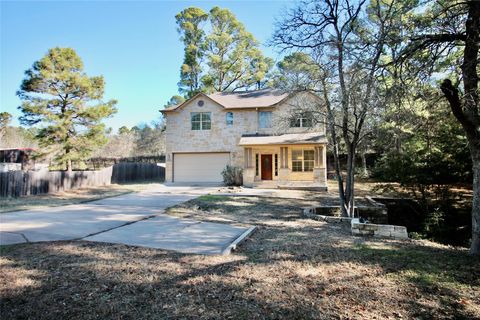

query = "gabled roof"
[{"left": 161, "top": 88, "right": 290, "bottom": 113}]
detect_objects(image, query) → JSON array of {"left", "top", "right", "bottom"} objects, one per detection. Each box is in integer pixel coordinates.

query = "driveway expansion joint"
[
  {"left": 3, "top": 231, "right": 30, "bottom": 243},
  {"left": 77, "top": 214, "right": 158, "bottom": 240}
]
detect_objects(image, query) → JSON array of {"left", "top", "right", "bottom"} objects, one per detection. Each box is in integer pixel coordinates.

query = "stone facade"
[{"left": 163, "top": 92, "right": 327, "bottom": 187}]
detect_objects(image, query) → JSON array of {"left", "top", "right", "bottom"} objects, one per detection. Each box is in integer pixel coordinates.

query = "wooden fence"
[
  {"left": 111, "top": 162, "right": 165, "bottom": 184},
  {"left": 78, "top": 155, "right": 165, "bottom": 171},
  {"left": 0, "top": 163, "right": 165, "bottom": 198}
]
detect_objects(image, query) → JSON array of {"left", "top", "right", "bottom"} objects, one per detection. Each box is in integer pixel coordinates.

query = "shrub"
[{"left": 221, "top": 165, "right": 243, "bottom": 186}]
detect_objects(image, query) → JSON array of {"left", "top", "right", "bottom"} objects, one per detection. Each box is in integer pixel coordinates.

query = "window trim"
[
  {"left": 191, "top": 112, "right": 211, "bottom": 130},
  {"left": 292, "top": 149, "right": 315, "bottom": 172}
]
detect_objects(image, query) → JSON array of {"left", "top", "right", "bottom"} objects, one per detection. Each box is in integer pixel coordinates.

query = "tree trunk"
[
  {"left": 67, "top": 159, "right": 72, "bottom": 174},
  {"left": 65, "top": 146, "right": 72, "bottom": 174},
  {"left": 439, "top": 1, "right": 480, "bottom": 255},
  {"left": 344, "top": 146, "right": 356, "bottom": 217},
  {"left": 470, "top": 156, "right": 480, "bottom": 254},
  {"left": 361, "top": 148, "right": 368, "bottom": 177},
  {"left": 321, "top": 79, "right": 348, "bottom": 217}
]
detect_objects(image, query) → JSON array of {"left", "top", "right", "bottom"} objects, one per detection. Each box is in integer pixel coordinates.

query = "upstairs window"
[
  {"left": 292, "top": 149, "right": 315, "bottom": 172},
  {"left": 191, "top": 112, "right": 211, "bottom": 130},
  {"left": 259, "top": 111, "right": 272, "bottom": 128},
  {"left": 290, "top": 112, "right": 313, "bottom": 128},
  {"left": 226, "top": 112, "right": 233, "bottom": 126}
]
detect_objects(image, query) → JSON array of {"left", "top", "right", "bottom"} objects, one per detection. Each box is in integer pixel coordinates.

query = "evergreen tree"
[
  {"left": 17, "top": 47, "right": 117, "bottom": 172},
  {"left": 0, "top": 112, "right": 12, "bottom": 139},
  {"left": 164, "top": 95, "right": 185, "bottom": 108},
  {"left": 175, "top": 7, "right": 208, "bottom": 97},
  {"left": 204, "top": 6, "right": 272, "bottom": 92},
  {"left": 273, "top": 53, "right": 321, "bottom": 91},
  {"left": 398, "top": 0, "right": 480, "bottom": 255},
  {"left": 174, "top": 6, "right": 273, "bottom": 95}
]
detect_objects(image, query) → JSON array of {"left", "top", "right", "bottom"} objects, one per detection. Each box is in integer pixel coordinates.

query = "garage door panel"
[{"left": 174, "top": 153, "right": 230, "bottom": 182}]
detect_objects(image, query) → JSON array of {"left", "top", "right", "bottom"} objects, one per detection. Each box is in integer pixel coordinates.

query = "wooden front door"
[{"left": 261, "top": 154, "right": 273, "bottom": 180}]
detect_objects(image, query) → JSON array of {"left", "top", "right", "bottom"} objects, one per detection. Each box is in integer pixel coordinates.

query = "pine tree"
[
  {"left": 17, "top": 47, "right": 117, "bottom": 172},
  {"left": 203, "top": 6, "right": 272, "bottom": 92},
  {"left": 174, "top": 6, "right": 273, "bottom": 95},
  {"left": 175, "top": 7, "right": 208, "bottom": 97}
]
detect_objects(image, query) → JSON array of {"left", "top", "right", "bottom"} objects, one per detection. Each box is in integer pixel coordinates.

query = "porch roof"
[{"left": 238, "top": 132, "right": 327, "bottom": 146}]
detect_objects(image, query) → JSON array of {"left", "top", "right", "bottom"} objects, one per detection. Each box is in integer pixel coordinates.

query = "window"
[
  {"left": 191, "top": 112, "right": 211, "bottom": 130},
  {"left": 290, "top": 112, "right": 313, "bottom": 128},
  {"left": 226, "top": 112, "right": 233, "bottom": 126},
  {"left": 292, "top": 149, "right": 315, "bottom": 172},
  {"left": 259, "top": 111, "right": 272, "bottom": 128},
  {"left": 292, "top": 150, "right": 303, "bottom": 172},
  {"left": 304, "top": 150, "right": 314, "bottom": 171},
  {"left": 255, "top": 154, "right": 259, "bottom": 176}
]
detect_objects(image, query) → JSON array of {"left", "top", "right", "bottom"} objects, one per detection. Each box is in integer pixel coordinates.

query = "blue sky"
[{"left": 0, "top": 0, "right": 293, "bottom": 131}]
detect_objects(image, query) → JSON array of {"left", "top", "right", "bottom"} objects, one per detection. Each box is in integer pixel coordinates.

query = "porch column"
[
  {"left": 278, "top": 146, "right": 290, "bottom": 183},
  {"left": 314, "top": 146, "right": 324, "bottom": 168},
  {"left": 244, "top": 147, "right": 254, "bottom": 168},
  {"left": 243, "top": 147, "right": 255, "bottom": 187},
  {"left": 323, "top": 144, "right": 327, "bottom": 169},
  {"left": 313, "top": 145, "right": 327, "bottom": 186}
]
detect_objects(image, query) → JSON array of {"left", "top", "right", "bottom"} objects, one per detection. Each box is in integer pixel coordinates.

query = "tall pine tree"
[
  {"left": 174, "top": 6, "right": 273, "bottom": 97},
  {"left": 204, "top": 6, "right": 272, "bottom": 92},
  {"left": 18, "top": 47, "right": 117, "bottom": 172},
  {"left": 175, "top": 7, "right": 208, "bottom": 97}
]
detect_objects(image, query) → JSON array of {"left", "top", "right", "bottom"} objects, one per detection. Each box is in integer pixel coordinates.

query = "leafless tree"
[{"left": 273, "top": 0, "right": 405, "bottom": 217}]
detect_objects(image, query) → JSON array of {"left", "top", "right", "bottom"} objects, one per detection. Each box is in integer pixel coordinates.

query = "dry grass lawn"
[{"left": 1, "top": 195, "right": 479, "bottom": 319}]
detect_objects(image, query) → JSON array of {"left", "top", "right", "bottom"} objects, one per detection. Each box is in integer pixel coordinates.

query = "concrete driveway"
[{"left": 0, "top": 186, "right": 254, "bottom": 255}]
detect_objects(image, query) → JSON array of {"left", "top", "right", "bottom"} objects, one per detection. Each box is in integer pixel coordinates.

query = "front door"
[{"left": 261, "top": 154, "right": 273, "bottom": 180}]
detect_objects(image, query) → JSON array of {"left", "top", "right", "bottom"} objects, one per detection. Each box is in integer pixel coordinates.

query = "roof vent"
[{"left": 197, "top": 100, "right": 204, "bottom": 107}]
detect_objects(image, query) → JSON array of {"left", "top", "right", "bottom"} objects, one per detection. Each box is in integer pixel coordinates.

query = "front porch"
[{"left": 238, "top": 133, "right": 328, "bottom": 190}]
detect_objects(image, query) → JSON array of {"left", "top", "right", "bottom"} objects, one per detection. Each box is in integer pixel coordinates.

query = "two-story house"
[{"left": 161, "top": 88, "right": 327, "bottom": 189}]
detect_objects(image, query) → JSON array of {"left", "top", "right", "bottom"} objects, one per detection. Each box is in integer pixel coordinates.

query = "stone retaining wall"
[
  {"left": 303, "top": 208, "right": 353, "bottom": 224},
  {"left": 303, "top": 208, "right": 409, "bottom": 240},
  {"left": 303, "top": 203, "right": 388, "bottom": 224},
  {"left": 351, "top": 218, "right": 408, "bottom": 239}
]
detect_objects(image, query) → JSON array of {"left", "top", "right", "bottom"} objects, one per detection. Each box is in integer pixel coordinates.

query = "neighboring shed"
[{"left": 0, "top": 148, "right": 35, "bottom": 171}]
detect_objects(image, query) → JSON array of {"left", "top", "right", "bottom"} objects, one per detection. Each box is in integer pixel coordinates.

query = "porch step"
[
  {"left": 252, "top": 181, "right": 278, "bottom": 189},
  {"left": 278, "top": 185, "right": 328, "bottom": 191},
  {"left": 252, "top": 181, "right": 328, "bottom": 191}
]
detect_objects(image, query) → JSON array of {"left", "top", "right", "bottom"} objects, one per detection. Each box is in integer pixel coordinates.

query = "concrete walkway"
[{"left": 0, "top": 187, "right": 254, "bottom": 255}]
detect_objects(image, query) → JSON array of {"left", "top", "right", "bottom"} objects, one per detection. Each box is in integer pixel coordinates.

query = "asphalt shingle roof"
[{"left": 162, "top": 89, "right": 289, "bottom": 112}]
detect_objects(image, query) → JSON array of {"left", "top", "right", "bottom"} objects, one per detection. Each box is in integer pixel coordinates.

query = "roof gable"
[
  {"left": 161, "top": 89, "right": 292, "bottom": 113},
  {"left": 207, "top": 89, "right": 288, "bottom": 109}
]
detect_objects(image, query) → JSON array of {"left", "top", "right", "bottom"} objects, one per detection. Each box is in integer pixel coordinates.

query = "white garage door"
[{"left": 174, "top": 153, "right": 230, "bottom": 183}]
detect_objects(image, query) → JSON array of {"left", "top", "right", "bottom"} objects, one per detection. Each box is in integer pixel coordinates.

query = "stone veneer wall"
[{"left": 163, "top": 93, "right": 326, "bottom": 183}]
